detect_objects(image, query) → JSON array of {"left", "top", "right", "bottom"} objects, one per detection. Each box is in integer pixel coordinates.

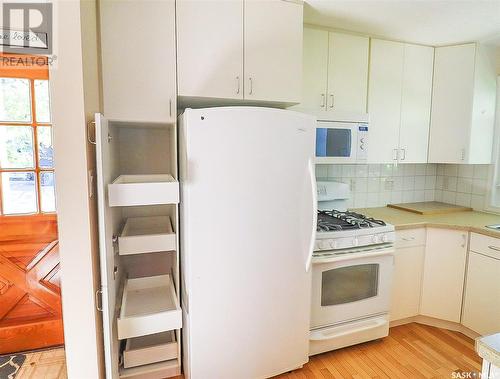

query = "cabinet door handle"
[
  {"left": 169, "top": 99, "right": 172, "bottom": 117},
  {"left": 461, "top": 234, "right": 467, "bottom": 248},
  {"left": 401, "top": 148, "right": 406, "bottom": 160},
  {"left": 249, "top": 77, "right": 253, "bottom": 95},
  {"left": 236, "top": 76, "right": 240, "bottom": 94},
  {"left": 393, "top": 149, "right": 399, "bottom": 161},
  {"left": 461, "top": 148, "right": 466, "bottom": 161},
  {"left": 488, "top": 245, "right": 500, "bottom": 252},
  {"left": 87, "top": 121, "right": 96, "bottom": 145},
  {"left": 329, "top": 94, "right": 334, "bottom": 108},
  {"left": 321, "top": 94, "right": 326, "bottom": 108}
]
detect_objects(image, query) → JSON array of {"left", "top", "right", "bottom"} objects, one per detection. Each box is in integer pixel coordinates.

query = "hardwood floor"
[
  {"left": 12, "top": 323, "right": 481, "bottom": 378},
  {"left": 276, "top": 323, "right": 482, "bottom": 379}
]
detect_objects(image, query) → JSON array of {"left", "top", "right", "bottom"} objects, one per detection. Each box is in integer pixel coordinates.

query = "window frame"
[{"left": 0, "top": 55, "right": 54, "bottom": 216}]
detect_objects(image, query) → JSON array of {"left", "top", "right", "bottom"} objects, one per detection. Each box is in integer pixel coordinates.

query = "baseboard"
[{"left": 389, "top": 315, "right": 480, "bottom": 340}]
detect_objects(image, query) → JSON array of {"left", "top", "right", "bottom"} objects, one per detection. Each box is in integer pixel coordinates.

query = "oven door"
[
  {"left": 311, "top": 248, "right": 394, "bottom": 329},
  {"left": 315, "top": 122, "right": 357, "bottom": 164}
]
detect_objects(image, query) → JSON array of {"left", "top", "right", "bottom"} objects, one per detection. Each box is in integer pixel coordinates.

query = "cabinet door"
[
  {"left": 420, "top": 228, "right": 468, "bottom": 322},
  {"left": 367, "top": 39, "right": 404, "bottom": 163},
  {"left": 295, "top": 27, "right": 328, "bottom": 111},
  {"left": 390, "top": 245, "right": 425, "bottom": 321},
  {"left": 428, "top": 44, "right": 476, "bottom": 163},
  {"left": 327, "top": 32, "right": 369, "bottom": 115},
  {"left": 100, "top": 0, "right": 176, "bottom": 123},
  {"left": 399, "top": 44, "right": 434, "bottom": 163},
  {"left": 462, "top": 252, "right": 500, "bottom": 335},
  {"left": 176, "top": 0, "right": 244, "bottom": 100},
  {"left": 244, "top": 0, "right": 303, "bottom": 103}
]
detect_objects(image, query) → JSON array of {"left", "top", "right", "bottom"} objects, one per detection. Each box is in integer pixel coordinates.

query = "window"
[{"left": 0, "top": 70, "right": 55, "bottom": 215}]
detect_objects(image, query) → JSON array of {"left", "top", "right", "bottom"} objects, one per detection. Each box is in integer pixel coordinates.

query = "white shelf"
[
  {"left": 119, "top": 359, "right": 180, "bottom": 379},
  {"left": 108, "top": 174, "right": 179, "bottom": 207},
  {"left": 123, "top": 331, "right": 178, "bottom": 369},
  {"left": 119, "top": 216, "right": 176, "bottom": 255},
  {"left": 117, "top": 274, "right": 182, "bottom": 340}
]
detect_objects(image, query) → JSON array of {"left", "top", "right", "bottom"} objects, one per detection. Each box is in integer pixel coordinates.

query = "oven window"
[
  {"left": 321, "top": 264, "right": 379, "bottom": 306},
  {"left": 316, "top": 128, "right": 352, "bottom": 157}
]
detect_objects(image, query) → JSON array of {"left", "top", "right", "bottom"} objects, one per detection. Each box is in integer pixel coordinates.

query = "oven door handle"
[
  {"left": 306, "top": 157, "right": 318, "bottom": 272},
  {"left": 313, "top": 249, "right": 394, "bottom": 265},
  {"left": 310, "top": 318, "right": 387, "bottom": 341}
]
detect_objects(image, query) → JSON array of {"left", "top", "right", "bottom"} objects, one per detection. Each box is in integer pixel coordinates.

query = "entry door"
[{"left": 0, "top": 215, "right": 63, "bottom": 353}]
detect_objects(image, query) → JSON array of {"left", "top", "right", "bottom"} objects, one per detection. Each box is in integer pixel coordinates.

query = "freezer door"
[
  {"left": 95, "top": 113, "right": 121, "bottom": 379},
  {"left": 180, "top": 107, "right": 316, "bottom": 379}
]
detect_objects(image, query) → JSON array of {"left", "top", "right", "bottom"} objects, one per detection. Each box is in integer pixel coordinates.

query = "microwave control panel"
[{"left": 357, "top": 124, "right": 368, "bottom": 160}]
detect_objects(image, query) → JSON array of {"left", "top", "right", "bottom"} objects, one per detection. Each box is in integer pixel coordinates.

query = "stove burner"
[{"left": 317, "top": 210, "right": 386, "bottom": 232}]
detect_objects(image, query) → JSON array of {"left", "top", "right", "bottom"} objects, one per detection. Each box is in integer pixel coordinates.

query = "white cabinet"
[
  {"left": 420, "top": 228, "right": 468, "bottom": 322},
  {"left": 100, "top": 0, "right": 176, "bottom": 123},
  {"left": 462, "top": 233, "right": 500, "bottom": 335},
  {"left": 428, "top": 43, "right": 497, "bottom": 164},
  {"left": 368, "top": 39, "right": 433, "bottom": 164},
  {"left": 294, "top": 28, "right": 369, "bottom": 118},
  {"left": 176, "top": 0, "right": 303, "bottom": 104},
  {"left": 391, "top": 229, "right": 426, "bottom": 321}
]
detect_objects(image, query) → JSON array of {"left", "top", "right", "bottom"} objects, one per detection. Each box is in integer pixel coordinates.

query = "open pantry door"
[{"left": 95, "top": 113, "right": 120, "bottom": 379}]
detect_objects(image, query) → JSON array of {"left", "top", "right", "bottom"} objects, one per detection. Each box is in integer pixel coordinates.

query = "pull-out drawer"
[
  {"left": 395, "top": 228, "right": 426, "bottom": 249},
  {"left": 108, "top": 174, "right": 179, "bottom": 207},
  {"left": 123, "top": 331, "right": 178, "bottom": 369},
  {"left": 119, "top": 359, "right": 180, "bottom": 379},
  {"left": 119, "top": 216, "right": 176, "bottom": 255},
  {"left": 470, "top": 233, "right": 500, "bottom": 260},
  {"left": 118, "top": 274, "right": 182, "bottom": 340}
]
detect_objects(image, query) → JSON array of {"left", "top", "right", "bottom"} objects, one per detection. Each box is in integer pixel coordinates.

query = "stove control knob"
[
  {"left": 382, "top": 235, "right": 388, "bottom": 243},
  {"left": 329, "top": 240, "right": 337, "bottom": 249},
  {"left": 352, "top": 238, "right": 359, "bottom": 247},
  {"left": 372, "top": 235, "right": 379, "bottom": 243}
]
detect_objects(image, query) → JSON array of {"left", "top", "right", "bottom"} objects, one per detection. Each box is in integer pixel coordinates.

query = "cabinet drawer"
[
  {"left": 119, "top": 216, "right": 176, "bottom": 255},
  {"left": 470, "top": 233, "right": 500, "bottom": 259},
  {"left": 123, "top": 331, "right": 178, "bottom": 369},
  {"left": 395, "top": 228, "right": 426, "bottom": 248}
]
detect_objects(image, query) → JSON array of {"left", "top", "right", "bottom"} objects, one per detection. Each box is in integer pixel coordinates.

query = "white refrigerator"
[{"left": 178, "top": 107, "right": 317, "bottom": 379}]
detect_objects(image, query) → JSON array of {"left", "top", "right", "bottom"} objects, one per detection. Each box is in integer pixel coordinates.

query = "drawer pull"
[
  {"left": 488, "top": 245, "right": 500, "bottom": 252},
  {"left": 401, "top": 237, "right": 415, "bottom": 241}
]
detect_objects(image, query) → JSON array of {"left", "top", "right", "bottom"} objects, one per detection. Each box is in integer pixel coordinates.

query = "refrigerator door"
[{"left": 179, "top": 107, "right": 316, "bottom": 379}]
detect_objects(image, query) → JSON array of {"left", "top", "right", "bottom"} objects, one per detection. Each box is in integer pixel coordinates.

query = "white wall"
[{"left": 50, "top": 0, "right": 102, "bottom": 377}]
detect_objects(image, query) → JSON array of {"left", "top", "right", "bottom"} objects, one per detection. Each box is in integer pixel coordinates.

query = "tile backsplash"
[{"left": 316, "top": 163, "right": 491, "bottom": 210}]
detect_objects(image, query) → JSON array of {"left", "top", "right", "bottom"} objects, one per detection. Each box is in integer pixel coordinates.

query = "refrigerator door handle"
[{"left": 306, "top": 158, "right": 317, "bottom": 272}]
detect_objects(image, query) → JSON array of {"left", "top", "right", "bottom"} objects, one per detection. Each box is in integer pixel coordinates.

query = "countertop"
[
  {"left": 477, "top": 333, "right": 500, "bottom": 368},
  {"left": 352, "top": 206, "right": 500, "bottom": 238}
]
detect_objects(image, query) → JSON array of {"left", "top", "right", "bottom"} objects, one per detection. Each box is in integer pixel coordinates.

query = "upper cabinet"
[
  {"left": 176, "top": 0, "right": 303, "bottom": 105},
  {"left": 428, "top": 43, "right": 497, "bottom": 164},
  {"left": 100, "top": 0, "right": 176, "bottom": 123},
  {"left": 368, "top": 39, "right": 434, "bottom": 164},
  {"left": 293, "top": 28, "right": 369, "bottom": 119}
]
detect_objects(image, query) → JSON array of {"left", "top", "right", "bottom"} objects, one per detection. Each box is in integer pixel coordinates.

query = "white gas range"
[{"left": 309, "top": 181, "right": 395, "bottom": 356}]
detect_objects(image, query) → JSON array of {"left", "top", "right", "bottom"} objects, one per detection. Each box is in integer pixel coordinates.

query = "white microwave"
[{"left": 315, "top": 121, "right": 368, "bottom": 164}]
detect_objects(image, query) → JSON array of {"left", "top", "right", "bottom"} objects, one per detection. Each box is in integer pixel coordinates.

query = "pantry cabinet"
[
  {"left": 420, "top": 228, "right": 468, "bottom": 322},
  {"left": 176, "top": 0, "right": 303, "bottom": 104},
  {"left": 293, "top": 27, "right": 369, "bottom": 119},
  {"left": 95, "top": 114, "right": 181, "bottom": 379},
  {"left": 390, "top": 229, "right": 426, "bottom": 321},
  {"left": 100, "top": 0, "right": 176, "bottom": 123},
  {"left": 462, "top": 233, "right": 500, "bottom": 335},
  {"left": 368, "top": 39, "right": 433, "bottom": 164},
  {"left": 428, "top": 43, "right": 497, "bottom": 164}
]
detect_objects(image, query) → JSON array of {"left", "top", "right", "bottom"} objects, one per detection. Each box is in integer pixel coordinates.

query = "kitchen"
[{"left": 1, "top": 1, "right": 500, "bottom": 379}]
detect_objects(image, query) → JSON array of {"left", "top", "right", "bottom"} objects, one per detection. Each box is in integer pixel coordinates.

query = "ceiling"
[{"left": 304, "top": 0, "right": 500, "bottom": 47}]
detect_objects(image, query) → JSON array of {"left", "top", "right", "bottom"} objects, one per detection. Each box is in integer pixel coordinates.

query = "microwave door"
[{"left": 316, "top": 126, "right": 356, "bottom": 164}]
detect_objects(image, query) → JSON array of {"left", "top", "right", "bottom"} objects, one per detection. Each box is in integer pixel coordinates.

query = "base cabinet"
[{"left": 420, "top": 228, "right": 467, "bottom": 322}]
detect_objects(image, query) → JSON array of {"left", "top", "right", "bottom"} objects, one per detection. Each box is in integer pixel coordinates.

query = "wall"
[
  {"left": 50, "top": 0, "right": 102, "bottom": 378},
  {"left": 316, "top": 163, "right": 491, "bottom": 210}
]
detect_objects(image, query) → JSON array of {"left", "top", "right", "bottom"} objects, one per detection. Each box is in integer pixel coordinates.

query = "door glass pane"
[
  {"left": 0, "top": 78, "right": 31, "bottom": 122},
  {"left": 0, "top": 126, "right": 35, "bottom": 168},
  {"left": 321, "top": 264, "right": 379, "bottom": 306},
  {"left": 34, "top": 80, "right": 51, "bottom": 123},
  {"left": 38, "top": 126, "right": 54, "bottom": 168},
  {"left": 326, "top": 129, "right": 352, "bottom": 157},
  {"left": 40, "top": 171, "right": 56, "bottom": 212},
  {"left": 2, "top": 172, "right": 37, "bottom": 214}
]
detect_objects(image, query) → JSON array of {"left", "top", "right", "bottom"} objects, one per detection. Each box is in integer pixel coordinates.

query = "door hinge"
[{"left": 95, "top": 288, "right": 103, "bottom": 312}]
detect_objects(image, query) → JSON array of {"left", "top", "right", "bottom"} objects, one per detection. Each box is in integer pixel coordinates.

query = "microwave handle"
[{"left": 305, "top": 158, "right": 317, "bottom": 272}]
